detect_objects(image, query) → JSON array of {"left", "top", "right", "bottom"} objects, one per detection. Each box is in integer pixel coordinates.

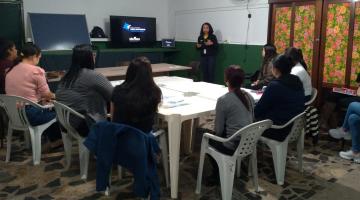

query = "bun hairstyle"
[
  {"left": 224, "top": 65, "right": 250, "bottom": 111},
  {"left": 285, "top": 47, "right": 308, "bottom": 71},
  {"left": 7, "top": 43, "right": 41, "bottom": 74},
  {"left": 272, "top": 54, "right": 293, "bottom": 75}
]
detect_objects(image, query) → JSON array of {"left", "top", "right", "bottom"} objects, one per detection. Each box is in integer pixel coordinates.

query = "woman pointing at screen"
[{"left": 196, "top": 22, "right": 218, "bottom": 83}]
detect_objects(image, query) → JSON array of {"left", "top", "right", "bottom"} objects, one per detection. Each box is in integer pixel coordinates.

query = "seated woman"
[
  {"left": 0, "top": 39, "right": 18, "bottom": 143},
  {"left": 207, "top": 65, "right": 255, "bottom": 185},
  {"left": 56, "top": 44, "right": 114, "bottom": 137},
  {"left": 251, "top": 43, "right": 278, "bottom": 90},
  {"left": 329, "top": 102, "right": 360, "bottom": 164},
  {"left": 111, "top": 57, "right": 162, "bottom": 133},
  {"left": 320, "top": 73, "right": 360, "bottom": 130},
  {"left": 5, "top": 43, "right": 62, "bottom": 149},
  {"left": 285, "top": 47, "right": 312, "bottom": 102},
  {"left": 255, "top": 54, "right": 305, "bottom": 142}
]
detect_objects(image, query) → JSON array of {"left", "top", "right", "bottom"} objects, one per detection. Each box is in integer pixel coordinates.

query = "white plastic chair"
[
  {"left": 0, "top": 95, "right": 57, "bottom": 165},
  {"left": 259, "top": 112, "right": 306, "bottom": 185},
  {"left": 305, "top": 88, "right": 317, "bottom": 106},
  {"left": 105, "top": 129, "right": 170, "bottom": 196},
  {"left": 53, "top": 101, "right": 90, "bottom": 180},
  {"left": 195, "top": 120, "right": 273, "bottom": 200}
]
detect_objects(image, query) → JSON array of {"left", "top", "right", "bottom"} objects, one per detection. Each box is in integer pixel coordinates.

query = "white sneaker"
[
  {"left": 329, "top": 128, "right": 351, "bottom": 140},
  {"left": 339, "top": 150, "right": 355, "bottom": 160}
]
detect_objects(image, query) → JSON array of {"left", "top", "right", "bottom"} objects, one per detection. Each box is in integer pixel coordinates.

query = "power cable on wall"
[{"left": 243, "top": 0, "right": 251, "bottom": 63}]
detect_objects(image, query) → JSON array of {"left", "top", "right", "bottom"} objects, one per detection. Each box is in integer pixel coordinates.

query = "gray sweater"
[
  {"left": 215, "top": 90, "right": 254, "bottom": 150},
  {"left": 56, "top": 68, "right": 114, "bottom": 121}
]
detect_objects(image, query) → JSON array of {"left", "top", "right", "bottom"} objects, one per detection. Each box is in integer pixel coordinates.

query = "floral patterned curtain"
[
  {"left": 293, "top": 5, "right": 316, "bottom": 74},
  {"left": 323, "top": 3, "right": 351, "bottom": 85},
  {"left": 351, "top": 3, "right": 360, "bottom": 86},
  {"left": 274, "top": 7, "right": 292, "bottom": 53}
]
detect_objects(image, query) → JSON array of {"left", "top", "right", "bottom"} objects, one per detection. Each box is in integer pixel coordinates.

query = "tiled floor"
[{"left": 0, "top": 126, "right": 360, "bottom": 200}]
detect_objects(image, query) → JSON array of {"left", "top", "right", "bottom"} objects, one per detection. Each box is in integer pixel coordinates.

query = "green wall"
[{"left": 167, "top": 41, "right": 263, "bottom": 84}]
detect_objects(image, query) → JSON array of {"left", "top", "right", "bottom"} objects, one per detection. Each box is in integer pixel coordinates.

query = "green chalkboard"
[{"left": 0, "top": 0, "right": 24, "bottom": 48}]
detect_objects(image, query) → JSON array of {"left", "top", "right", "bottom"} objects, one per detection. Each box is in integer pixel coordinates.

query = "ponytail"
[{"left": 234, "top": 88, "right": 250, "bottom": 111}]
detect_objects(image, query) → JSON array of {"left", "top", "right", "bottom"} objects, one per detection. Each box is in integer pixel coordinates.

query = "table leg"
[{"left": 167, "top": 114, "right": 182, "bottom": 199}]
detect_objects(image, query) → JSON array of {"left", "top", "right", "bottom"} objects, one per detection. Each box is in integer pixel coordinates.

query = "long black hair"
[
  {"left": 262, "top": 43, "right": 278, "bottom": 66},
  {"left": 224, "top": 65, "right": 251, "bottom": 111},
  {"left": 119, "top": 57, "right": 162, "bottom": 119},
  {"left": 7, "top": 43, "right": 41, "bottom": 74},
  {"left": 285, "top": 47, "right": 308, "bottom": 71},
  {"left": 60, "top": 44, "right": 95, "bottom": 88},
  {"left": 200, "top": 22, "right": 214, "bottom": 36},
  {"left": 0, "top": 38, "right": 15, "bottom": 60},
  {"left": 272, "top": 54, "right": 293, "bottom": 75}
]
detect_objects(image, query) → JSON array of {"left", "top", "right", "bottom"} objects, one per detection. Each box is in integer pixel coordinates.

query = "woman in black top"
[
  {"left": 111, "top": 57, "right": 162, "bottom": 133},
  {"left": 196, "top": 22, "right": 218, "bottom": 83}
]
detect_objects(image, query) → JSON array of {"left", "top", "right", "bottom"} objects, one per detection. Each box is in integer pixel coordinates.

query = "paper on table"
[{"left": 162, "top": 96, "right": 189, "bottom": 108}]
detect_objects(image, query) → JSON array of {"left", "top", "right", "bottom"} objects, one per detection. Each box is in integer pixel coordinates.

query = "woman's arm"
[
  {"left": 34, "top": 68, "right": 54, "bottom": 102},
  {"left": 93, "top": 73, "right": 114, "bottom": 101},
  {"left": 214, "top": 98, "right": 226, "bottom": 137},
  {"left": 254, "top": 83, "right": 276, "bottom": 119}
]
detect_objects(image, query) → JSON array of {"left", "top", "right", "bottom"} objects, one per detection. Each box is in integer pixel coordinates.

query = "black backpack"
[{"left": 90, "top": 26, "right": 107, "bottom": 38}]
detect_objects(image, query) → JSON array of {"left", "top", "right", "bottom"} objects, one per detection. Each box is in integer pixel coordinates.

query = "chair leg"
[
  {"left": 195, "top": 144, "right": 206, "bottom": 194},
  {"left": 297, "top": 132, "right": 304, "bottom": 173},
  {"left": 29, "top": 129, "right": 42, "bottom": 165},
  {"left": 117, "top": 166, "right": 123, "bottom": 180},
  {"left": 79, "top": 139, "right": 89, "bottom": 180},
  {"left": 251, "top": 152, "right": 259, "bottom": 192},
  {"left": 24, "top": 130, "right": 31, "bottom": 149},
  {"left": 159, "top": 133, "right": 170, "bottom": 188},
  {"left": 61, "top": 132, "right": 73, "bottom": 170},
  {"left": 269, "top": 143, "right": 288, "bottom": 185},
  {"left": 236, "top": 159, "right": 241, "bottom": 178},
  {"left": 5, "top": 128, "right": 13, "bottom": 163},
  {"left": 219, "top": 160, "right": 236, "bottom": 200}
]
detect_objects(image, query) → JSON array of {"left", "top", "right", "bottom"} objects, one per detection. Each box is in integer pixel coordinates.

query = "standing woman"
[{"left": 196, "top": 22, "right": 218, "bottom": 83}]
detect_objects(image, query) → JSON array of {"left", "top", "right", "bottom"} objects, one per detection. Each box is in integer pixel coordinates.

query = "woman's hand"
[
  {"left": 252, "top": 80, "right": 259, "bottom": 86},
  {"left": 205, "top": 40, "right": 214, "bottom": 46},
  {"left": 196, "top": 43, "right": 202, "bottom": 48}
]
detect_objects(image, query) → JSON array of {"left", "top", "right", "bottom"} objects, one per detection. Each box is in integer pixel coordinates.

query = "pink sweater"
[{"left": 5, "top": 62, "right": 50, "bottom": 103}]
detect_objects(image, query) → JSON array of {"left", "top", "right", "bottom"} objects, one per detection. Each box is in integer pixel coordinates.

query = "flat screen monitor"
[
  {"left": 110, "top": 16, "right": 156, "bottom": 47},
  {"left": 29, "top": 13, "right": 91, "bottom": 50}
]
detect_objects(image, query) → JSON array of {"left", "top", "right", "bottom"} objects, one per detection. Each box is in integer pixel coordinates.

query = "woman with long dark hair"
[
  {"left": 0, "top": 38, "right": 17, "bottom": 145},
  {"left": 56, "top": 44, "right": 113, "bottom": 136},
  {"left": 6, "top": 43, "right": 62, "bottom": 150},
  {"left": 285, "top": 47, "right": 312, "bottom": 101},
  {"left": 111, "top": 57, "right": 162, "bottom": 133},
  {"left": 251, "top": 43, "right": 278, "bottom": 90},
  {"left": 0, "top": 39, "right": 17, "bottom": 94},
  {"left": 196, "top": 22, "right": 218, "bottom": 83},
  {"left": 206, "top": 65, "right": 255, "bottom": 185}
]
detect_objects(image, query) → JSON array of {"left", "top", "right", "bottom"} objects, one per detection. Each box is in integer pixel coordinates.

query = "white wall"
[
  {"left": 168, "top": 0, "right": 269, "bottom": 45},
  {"left": 23, "top": 0, "right": 170, "bottom": 40}
]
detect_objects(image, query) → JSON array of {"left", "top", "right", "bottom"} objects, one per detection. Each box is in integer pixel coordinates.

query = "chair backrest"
[
  {"left": 287, "top": 112, "right": 307, "bottom": 143},
  {"left": 53, "top": 101, "right": 85, "bottom": 138},
  {"left": 0, "top": 95, "right": 40, "bottom": 130},
  {"left": 234, "top": 120, "right": 273, "bottom": 158},
  {"left": 305, "top": 88, "right": 317, "bottom": 106}
]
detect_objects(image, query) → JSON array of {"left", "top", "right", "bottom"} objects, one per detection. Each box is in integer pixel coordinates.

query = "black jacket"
[
  {"left": 255, "top": 74, "right": 305, "bottom": 125},
  {"left": 197, "top": 34, "right": 219, "bottom": 57}
]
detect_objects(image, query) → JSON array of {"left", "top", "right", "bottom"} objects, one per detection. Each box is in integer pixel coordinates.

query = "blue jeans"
[
  {"left": 342, "top": 102, "right": 360, "bottom": 152},
  {"left": 25, "top": 106, "right": 61, "bottom": 142},
  {"left": 200, "top": 56, "right": 216, "bottom": 83}
]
